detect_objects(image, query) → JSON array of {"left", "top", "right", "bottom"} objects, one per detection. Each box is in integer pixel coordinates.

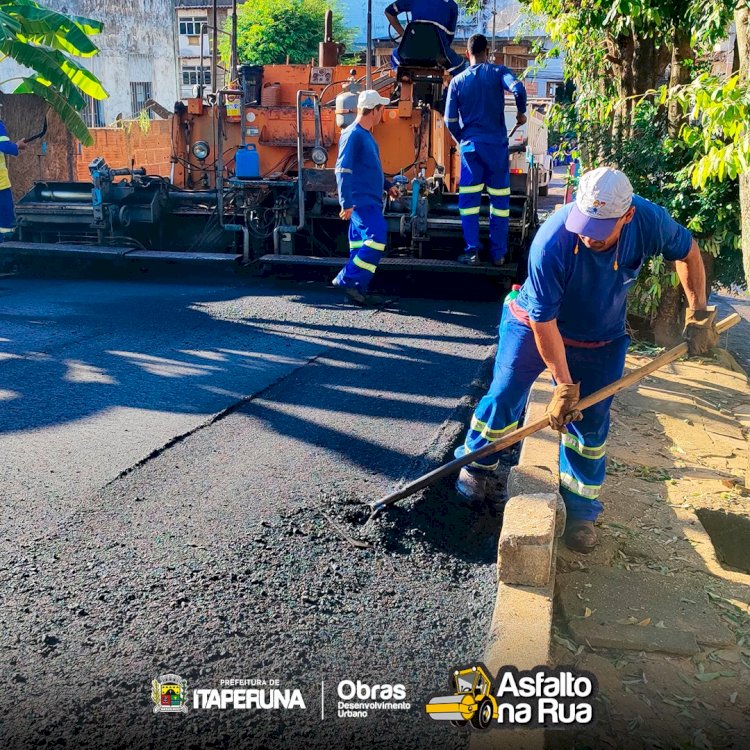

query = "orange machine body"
[{"left": 170, "top": 64, "right": 457, "bottom": 192}]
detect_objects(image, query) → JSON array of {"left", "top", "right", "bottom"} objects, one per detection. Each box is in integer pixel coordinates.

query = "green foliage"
[
  {"left": 0, "top": 0, "right": 107, "bottom": 145},
  {"left": 524, "top": 0, "right": 745, "bottom": 307},
  {"left": 669, "top": 73, "right": 750, "bottom": 189},
  {"left": 224, "top": 0, "right": 354, "bottom": 68}
]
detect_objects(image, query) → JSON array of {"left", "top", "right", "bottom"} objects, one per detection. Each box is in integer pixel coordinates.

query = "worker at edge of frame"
[
  {"left": 385, "top": 0, "right": 467, "bottom": 76},
  {"left": 332, "top": 90, "right": 399, "bottom": 307},
  {"left": 454, "top": 166, "right": 719, "bottom": 554},
  {"left": 0, "top": 98, "right": 27, "bottom": 241},
  {"left": 444, "top": 33, "right": 527, "bottom": 267}
]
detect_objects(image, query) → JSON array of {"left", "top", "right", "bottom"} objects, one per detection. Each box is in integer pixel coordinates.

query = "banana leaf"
[
  {"left": 10, "top": 6, "right": 100, "bottom": 56},
  {"left": 14, "top": 77, "right": 92, "bottom": 145},
  {"left": 1, "top": 41, "right": 86, "bottom": 108}
]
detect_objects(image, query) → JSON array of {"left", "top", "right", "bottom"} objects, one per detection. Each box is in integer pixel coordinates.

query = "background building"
[
  {"left": 0, "top": 0, "right": 179, "bottom": 125},
  {"left": 175, "top": 0, "right": 235, "bottom": 98}
]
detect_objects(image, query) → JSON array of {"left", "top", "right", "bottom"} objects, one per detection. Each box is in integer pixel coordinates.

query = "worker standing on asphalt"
[
  {"left": 444, "top": 34, "right": 527, "bottom": 266},
  {"left": 0, "top": 100, "right": 26, "bottom": 240},
  {"left": 455, "top": 167, "right": 718, "bottom": 553},
  {"left": 385, "top": 0, "right": 467, "bottom": 75},
  {"left": 333, "top": 90, "right": 399, "bottom": 306}
]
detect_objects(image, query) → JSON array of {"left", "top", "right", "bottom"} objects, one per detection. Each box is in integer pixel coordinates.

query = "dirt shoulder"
[{"left": 552, "top": 349, "right": 750, "bottom": 749}]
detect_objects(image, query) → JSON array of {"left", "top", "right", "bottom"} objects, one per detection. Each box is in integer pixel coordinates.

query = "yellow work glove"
[
  {"left": 683, "top": 305, "right": 719, "bottom": 357},
  {"left": 547, "top": 382, "right": 583, "bottom": 433}
]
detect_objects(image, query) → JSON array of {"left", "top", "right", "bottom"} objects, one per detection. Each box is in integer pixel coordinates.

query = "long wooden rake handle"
[{"left": 369, "top": 313, "right": 740, "bottom": 514}]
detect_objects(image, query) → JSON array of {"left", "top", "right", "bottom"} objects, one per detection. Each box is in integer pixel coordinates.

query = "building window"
[
  {"left": 179, "top": 16, "right": 207, "bottom": 36},
  {"left": 81, "top": 94, "right": 105, "bottom": 128},
  {"left": 181, "top": 66, "right": 211, "bottom": 87},
  {"left": 130, "top": 81, "right": 153, "bottom": 118}
]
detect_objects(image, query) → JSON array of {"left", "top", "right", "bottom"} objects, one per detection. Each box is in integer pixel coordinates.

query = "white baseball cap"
[
  {"left": 565, "top": 167, "right": 634, "bottom": 241},
  {"left": 357, "top": 90, "right": 390, "bottom": 109}
]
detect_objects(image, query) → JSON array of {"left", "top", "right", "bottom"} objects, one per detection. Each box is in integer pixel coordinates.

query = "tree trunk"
[
  {"left": 651, "top": 277, "right": 683, "bottom": 346},
  {"left": 736, "top": 4, "right": 750, "bottom": 289},
  {"left": 667, "top": 28, "right": 694, "bottom": 137}
]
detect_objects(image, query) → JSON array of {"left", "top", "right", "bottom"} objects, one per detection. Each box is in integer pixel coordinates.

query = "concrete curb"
[{"left": 471, "top": 376, "right": 562, "bottom": 750}]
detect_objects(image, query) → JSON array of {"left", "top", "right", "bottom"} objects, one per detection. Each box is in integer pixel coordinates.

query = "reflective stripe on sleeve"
[
  {"left": 363, "top": 239, "right": 386, "bottom": 251},
  {"left": 458, "top": 183, "right": 484, "bottom": 194},
  {"left": 487, "top": 186, "right": 510, "bottom": 196},
  {"left": 349, "top": 241, "right": 364, "bottom": 249},
  {"left": 561, "top": 434, "right": 606, "bottom": 460},
  {"left": 0, "top": 137, "right": 10, "bottom": 143},
  {"left": 560, "top": 473, "right": 602, "bottom": 499},
  {"left": 335, "top": 167, "right": 352, "bottom": 174},
  {"left": 353, "top": 255, "right": 377, "bottom": 274}
]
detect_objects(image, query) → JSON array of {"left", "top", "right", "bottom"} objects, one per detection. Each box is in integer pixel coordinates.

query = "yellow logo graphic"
[
  {"left": 152, "top": 673, "right": 189, "bottom": 714},
  {"left": 425, "top": 665, "right": 497, "bottom": 730}
]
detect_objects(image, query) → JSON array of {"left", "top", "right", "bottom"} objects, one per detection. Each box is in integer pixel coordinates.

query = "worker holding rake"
[{"left": 455, "top": 167, "right": 719, "bottom": 553}]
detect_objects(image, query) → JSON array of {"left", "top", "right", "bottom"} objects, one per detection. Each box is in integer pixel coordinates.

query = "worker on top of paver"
[
  {"left": 455, "top": 166, "right": 719, "bottom": 554},
  {"left": 0, "top": 99, "right": 26, "bottom": 240},
  {"left": 444, "top": 34, "right": 527, "bottom": 266},
  {"left": 333, "top": 90, "right": 400, "bottom": 306},
  {"left": 385, "top": 0, "right": 467, "bottom": 75}
]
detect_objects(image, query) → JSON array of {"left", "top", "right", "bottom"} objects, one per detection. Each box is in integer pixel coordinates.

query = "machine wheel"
[
  {"left": 538, "top": 184, "right": 549, "bottom": 197},
  {"left": 471, "top": 699, "right": 493, "bottom": 730},
  {"left": 450, "top": 719, "right": 467, "bottom": 727}
]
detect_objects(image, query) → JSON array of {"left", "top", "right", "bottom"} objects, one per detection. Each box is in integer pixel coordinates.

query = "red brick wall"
[{"left": 75, "top": 120, "right": 173, "bottom": 181}]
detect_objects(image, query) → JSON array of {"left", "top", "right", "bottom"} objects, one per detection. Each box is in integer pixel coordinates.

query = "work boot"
[
  {"left": 563, "top": 521, "right": 598, "bottom": 554},
  {"left": 333, "top": 279, "right": 367, "bottom": 306},
  {"left": 457, "top": 252, "right": 480, "bottom": 266},
  {"left": 456, "top": 467, "right": 487, "bottom": 506},
  {"left": 363, "top": 292, "right": 389, "bottom": 307}
]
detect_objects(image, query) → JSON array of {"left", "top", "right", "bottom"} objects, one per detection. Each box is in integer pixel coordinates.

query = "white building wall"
[{"left": 0, "top": 0, "right": 179, "bottom": 124}]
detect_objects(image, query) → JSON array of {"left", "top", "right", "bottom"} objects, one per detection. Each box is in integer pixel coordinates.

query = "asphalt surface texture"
[{"left": 0, "top": 276, "right": 510, "bottom": 750}]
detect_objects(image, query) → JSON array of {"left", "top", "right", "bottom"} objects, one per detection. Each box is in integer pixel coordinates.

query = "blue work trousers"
[
  {"left": 0, "top": 188, "right": 15, "bottom": 239},
  {"left": 454, "top": 306, "right": 630, "bottom": 522},
  {"left": 333, "top": 206, "right": 387, "bottom": 293},
  {"left": 458, "top": 141, "right": 510, "bottom": 262}
]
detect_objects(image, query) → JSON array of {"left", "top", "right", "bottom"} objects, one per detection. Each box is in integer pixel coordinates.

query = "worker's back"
[
  {"left": 449, "top": 63, "right": 519, "bottom": 145},
  {"left": 408, "top": 0, "right": 458, "bottom": 35}
]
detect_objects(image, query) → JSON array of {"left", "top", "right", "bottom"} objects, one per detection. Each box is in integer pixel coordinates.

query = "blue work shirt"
[
  {"left": 514, "top": 195, "right": 693, "bottom": 342},
  {"left": 335, "top": 123, "right": 386, "bottom": 210},
  {"left": 445, "top": 63, "right": 527, "bottom": 145},
  {"left": 385, "top": 0, "right": 458, "bottom": 47}
]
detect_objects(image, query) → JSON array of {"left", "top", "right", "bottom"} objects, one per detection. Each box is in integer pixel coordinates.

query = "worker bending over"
[
  {"left": 455, "top": 167, "right": 718, "bottom": 553},
  {"left": 333, "top": 90, "right": 399, "bottom": 306},
  {"left": 385, "top": 0, "right": 466, "bottom": 75},
  {"left": 444, "top": 34, "right": 526, "bottom": 265}
]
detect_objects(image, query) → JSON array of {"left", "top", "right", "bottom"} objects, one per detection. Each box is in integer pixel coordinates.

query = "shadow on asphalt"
[{"left": 0, "top": 278, "right": 502, "bottom": 485}]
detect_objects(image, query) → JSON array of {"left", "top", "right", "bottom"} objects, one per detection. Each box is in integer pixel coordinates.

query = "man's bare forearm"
[
  {"left": 529, "top": 319, "right": 574, "bottom": 384},
  {"left": 675, "top": 239, "right": 707, "bottom": 310}
]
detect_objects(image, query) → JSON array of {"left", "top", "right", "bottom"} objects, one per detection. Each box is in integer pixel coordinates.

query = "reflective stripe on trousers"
[
  {"left": 457, "top": 141, "right": 510, "bottom": 261},
  {"left": 333, "top": 205, "right": 387, "bottom": 292}
]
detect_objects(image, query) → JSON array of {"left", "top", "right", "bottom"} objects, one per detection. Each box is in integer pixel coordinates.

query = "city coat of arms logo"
[{"left": 152, "top": 673, "right": 189, "bottom": 713}]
